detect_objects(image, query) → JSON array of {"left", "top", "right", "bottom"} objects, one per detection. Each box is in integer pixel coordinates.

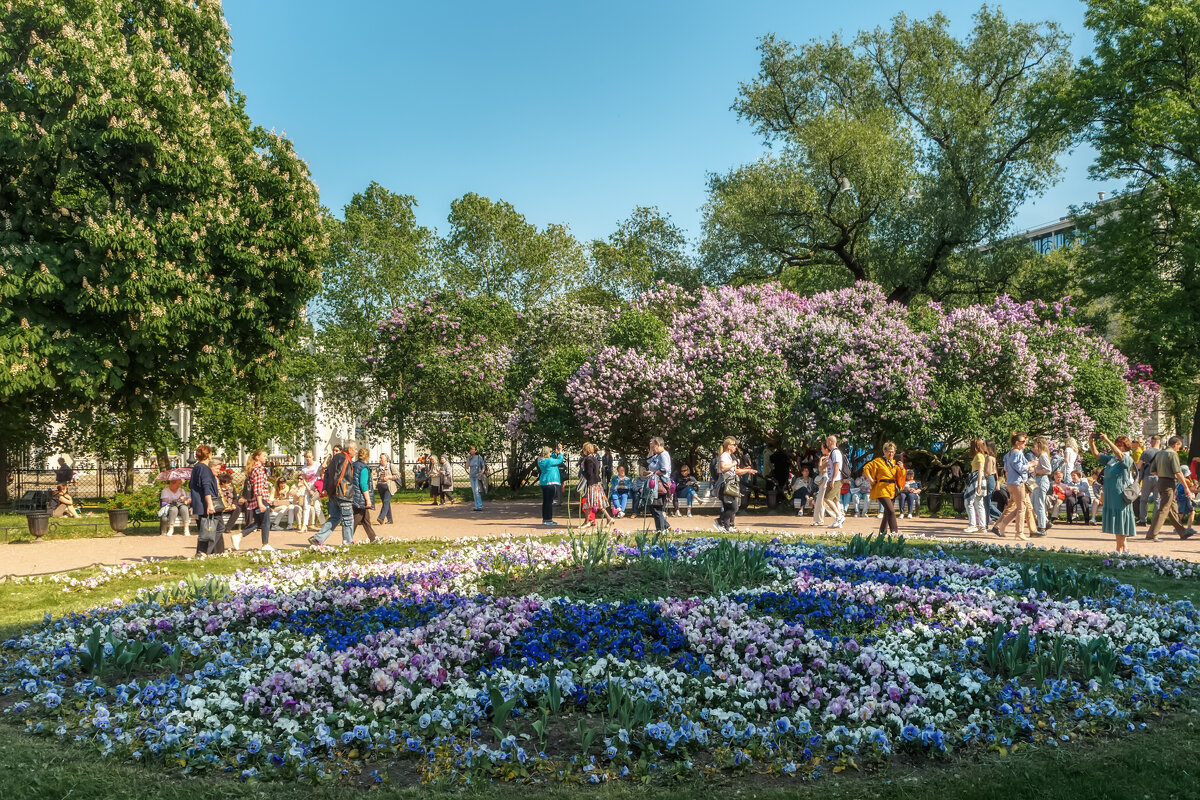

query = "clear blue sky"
[{"left": 223, "top": 0, "right": 1113, "bottom": 246}]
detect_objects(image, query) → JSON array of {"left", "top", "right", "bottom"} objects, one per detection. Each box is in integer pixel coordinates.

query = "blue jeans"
[
  {"left": 850, "top": 490, "right": 868, "bottom": 515},
  {"left": 839, "top": 491, "right": 851, "bottom": 511},
  {"left": 1032, "top": 475, "right": 1050, "bottom": 530},
  {"left": 673, "top": 486, "right": 696, "bottom": 510},
  {"left": 313, "top": 499, "right": 354, "bottom": 544},
  {"left": 899, "top": 492, "right": 920, "bottom": 515},
  {"left": 471, "top": 476, "right": 483, "bottom": 510},
  {"left": 610, "top": 492, "right": 628, "bottom": 513},
  {"left": 376, "top": 485, "right": 393, "bottom": 523},
  {"left": 985, "top": 475, "right": 999, "bottom": 522}
]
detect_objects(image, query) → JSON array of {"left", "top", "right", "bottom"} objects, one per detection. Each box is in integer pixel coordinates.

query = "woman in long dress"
[{"left": 1090, "top": 433, "right": 1136, "bottom": 552}]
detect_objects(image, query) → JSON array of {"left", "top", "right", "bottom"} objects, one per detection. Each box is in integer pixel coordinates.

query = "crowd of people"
[{"left": 137, "top": 428, "right": 1196, "bottom": 556}]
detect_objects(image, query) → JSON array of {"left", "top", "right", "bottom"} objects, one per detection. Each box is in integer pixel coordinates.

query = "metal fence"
[{"left": 7, "top": 459, "right": 522, "bottom": 502}]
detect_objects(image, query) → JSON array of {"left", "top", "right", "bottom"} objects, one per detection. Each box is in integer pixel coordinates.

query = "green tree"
[
  {"left": 1072, "top": 0, "right": 1200, "bottom": 445},
  {"left": 372, "top": 293, "right": 520, "bottom": 458},
  {"left": 310, "top": 183, "right": 437, "bottom": 457},
  {"left": 591, "top": 206, "right": 700, "bottom": 300},
  {"left": 441, "top": 193, "right": 589, "bottom": 311},
  {"left": 702, "top": 6, "right": 1075, "bottom": 303},
  {"left": 0, "top": 0, "right": 326, "bottom": 467}
]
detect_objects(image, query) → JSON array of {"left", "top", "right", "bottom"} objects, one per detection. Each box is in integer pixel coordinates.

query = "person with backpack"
[
  {"left": 308, "top": 440, "right": 356, "bottom": 547},
  {"left": 351, "top": 447, "right": 378, "bottom": 543},
  {"left": 823, "top": 436, "right": 847, "bottom": 529}
]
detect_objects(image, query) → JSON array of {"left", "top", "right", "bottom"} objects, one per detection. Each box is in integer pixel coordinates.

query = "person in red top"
[{"left": 243, "top": 449, "right": 275, "bottom": 552}]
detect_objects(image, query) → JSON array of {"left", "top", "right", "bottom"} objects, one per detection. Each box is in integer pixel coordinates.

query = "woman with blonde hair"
[
  {"left": 862, "top": 442, "right": 904, "bottom": 534},
  {"left": 963, "top": 438, "right": 988, "bottom": 533},
  {"left": 994, "top": 433, "right": 1031, "bottom": 541},
  {"left": 537, "top": 444, "right": 565, "bottom": 526},
  {"left": 1030, "top": 436, "right": 1053, "bottom": 535}
]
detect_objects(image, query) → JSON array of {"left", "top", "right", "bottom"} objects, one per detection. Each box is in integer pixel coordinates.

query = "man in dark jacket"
[{"left": 309, "top": 442, "right": 355, "bottom": 547}]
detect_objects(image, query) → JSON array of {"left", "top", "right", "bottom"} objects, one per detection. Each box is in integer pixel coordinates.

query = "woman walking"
[
  {"left": 579, "top": 443, "right": 603, "bottom": 527},
  {"left": 351, "top": 447, "right": 378, "bottom": 542},
  {"left": 963, "top": 439, "right": 988, "bottom": 533},
  {"left": 243, "top": 449, "right": 275, "bottom": 551},
  {"left": 647, "top": 437, "right": 673, "bottom": 533},
  {"left": 1030, "top": 437, "right": 1053, "bottom": 534},
  {"left": 984, "top": 441, "right": 1000, "bottom": 525},
  {"left": 863, "top": 442, "right": 904, "bottom": 534},
  {"left": 1090, "top": 433, "right": 1136, "bottom": 553},
  {"left": 300, "top": 450, "right": 324, "bottom": 532},
  {"left": 191, "top": 445, "right": 224, "bottom": 556},
  {"left": 715, "top": 436, "right": 757, "bottom": 532},
  {"left": 538, "top": 445, "right": 565, "bottom": 526},
  {"left": 812, "top": 442, "right": 831, "bottom": 527},
  {"left": 376, "top": 452, "right": 399, "bottom": 524},
  {"left": 994, "top": 433, "right": 1031, "bottom": 541}
]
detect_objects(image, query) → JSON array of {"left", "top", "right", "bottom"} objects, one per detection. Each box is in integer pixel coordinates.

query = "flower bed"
[{"left": 2, "top": 535, "right": 1198, "bottom": 786}]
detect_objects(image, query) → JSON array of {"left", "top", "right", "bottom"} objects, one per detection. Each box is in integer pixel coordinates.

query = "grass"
[
  {"left": 1, "top": 705, "right": 1196, "bottom": 799},
  {"left": 3, "top": 529, "right": 1200, "bottom": 797}
]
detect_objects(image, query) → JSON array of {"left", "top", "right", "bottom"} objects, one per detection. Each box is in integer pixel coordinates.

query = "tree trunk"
[
  {"left": 396, "top": 419, "right": 408, "bottom": 490},
  {"left": 121, "top": 446, "right": 135, "bottom": 492}
]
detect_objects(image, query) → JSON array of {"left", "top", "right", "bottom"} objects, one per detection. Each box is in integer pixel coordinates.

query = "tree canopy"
[
  {"left": 702, "top": 6, "right": 1075, "bottom": 304},
  {"left": 0, "top": 0, "right": 325, "bottom": 465}
]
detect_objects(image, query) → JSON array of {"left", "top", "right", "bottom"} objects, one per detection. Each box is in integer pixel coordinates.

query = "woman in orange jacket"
[{"left": 863, "top": 441, "right": 905, "bottom": 534}]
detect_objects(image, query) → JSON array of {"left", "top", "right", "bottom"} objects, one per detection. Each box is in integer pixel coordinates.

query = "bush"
[{"left": 104, "top": 483, "right": 170, "bottom": 523}]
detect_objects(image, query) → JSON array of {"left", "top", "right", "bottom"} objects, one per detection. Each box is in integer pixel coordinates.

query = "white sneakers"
[
  {"left": 260, "top": 544, "right": 275, "bottom": 552},
  {"left": 964, "top": 526, "right": 979, "bottom": 533},
  {"left": 686, "top": 509, "right": 693, "bottom": 517},
  {"left": 231, "top": 533, "right": 242, "bottom": 550},
  {"left": 827, "top": 516, "right": 846, "bottom": 529},
  {"left": 877, "top": 512, "right": 884, "bottom": 519}
]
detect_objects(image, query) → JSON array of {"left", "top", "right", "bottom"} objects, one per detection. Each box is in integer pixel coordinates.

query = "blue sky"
[{"left": 223, "top": 0, "right": 1113, "bottom": 246}]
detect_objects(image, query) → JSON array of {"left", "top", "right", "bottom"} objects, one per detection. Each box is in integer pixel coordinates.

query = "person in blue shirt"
[
  {"left": 351, "top": 447, "right": 378, "bottom": 543},
  {"left": 537, "top": 445, "right": 565, "bottom": 526},
  {"left": 609, "top": 464, "right": 631, "bottom": 518},
  {"left": 994, "top": 432, "right": 1031, "bottom": 540}
]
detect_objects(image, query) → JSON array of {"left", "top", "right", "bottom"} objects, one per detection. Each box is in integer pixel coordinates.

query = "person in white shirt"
[
  {"left": 159, "top": 479, "right": 191, "bottom": 536},
  {"left": 824, "top": 436, "right": 846, "bottom": 528}
]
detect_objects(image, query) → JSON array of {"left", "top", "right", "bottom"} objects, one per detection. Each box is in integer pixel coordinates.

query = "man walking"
[
  {"left": 468, "top": 445, "right": 486, "bottom": 512},
  {"left": 1136, "top": 435, "right": 1161, "bottom": 524},
  {"left": 1146, "top": 436, "right": 1197, "bottom": 541},
  {"left": 824, "top": 435, "right": 847, "bottom": 529},
  {"left": 309, "top": 440, "right": 356, "bottom": 546}
]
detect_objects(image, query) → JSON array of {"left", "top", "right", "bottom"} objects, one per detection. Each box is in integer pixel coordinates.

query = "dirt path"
[{"left": 2, "top": 499, "right": 1197, "bottom": 577}]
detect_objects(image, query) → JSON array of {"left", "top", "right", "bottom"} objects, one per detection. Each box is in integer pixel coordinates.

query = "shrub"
[{"left": 104, "top": 483, "right": 170, "bottom": 522}]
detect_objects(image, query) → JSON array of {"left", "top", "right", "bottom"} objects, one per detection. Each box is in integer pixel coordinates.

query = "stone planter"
[
  {"left": 107, "top": 508, "right": 130, "bottom": 536},
  {"left": 26, "top": 512, "right": 49, "bottom": 540},
  {"left": 925, "top": 492, "right": 944, "bottom": 515},
  {"left": 951, "top": 492, "right": 966, "bottom": 514}
]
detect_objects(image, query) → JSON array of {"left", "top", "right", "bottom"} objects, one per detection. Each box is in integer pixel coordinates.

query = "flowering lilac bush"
[
  {"left": 371, "top": 292, "right": 518, "bottom": 454},
  {"left": 787, "top": 284, "right": 933, "bottom": 444},
  {"left": 924, "top": 296, "right": 1157, "bottom": 443},
  {"left": 2, "top": 536, "right": 1197, "bottom": 785}
]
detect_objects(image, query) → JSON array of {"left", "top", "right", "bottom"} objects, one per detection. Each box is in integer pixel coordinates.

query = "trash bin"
[{"left": 26, "top": 512, "right": 49, "bottom": 540}]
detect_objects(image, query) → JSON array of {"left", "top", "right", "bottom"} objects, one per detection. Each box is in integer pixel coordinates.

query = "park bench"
[{"left": 12, "top": 489, "right": 52, "bottom": 515}]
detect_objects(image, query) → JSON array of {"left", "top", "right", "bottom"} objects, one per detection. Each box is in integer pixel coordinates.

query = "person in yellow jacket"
[{"left": 863, "top": 441, "right": 905, "bottom": 534}]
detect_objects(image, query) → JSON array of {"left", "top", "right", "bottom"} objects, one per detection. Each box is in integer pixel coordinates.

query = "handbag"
[
  {"left": 1121, "top": 483, "right": 1138, "bottom": 504},
  {"left": 198, "top": 514, "right": 220, "bottom": 542}
]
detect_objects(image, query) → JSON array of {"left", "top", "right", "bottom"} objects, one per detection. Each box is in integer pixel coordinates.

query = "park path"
[{"left": 2, "top": 500, "right": 1197, "bottom": 578}]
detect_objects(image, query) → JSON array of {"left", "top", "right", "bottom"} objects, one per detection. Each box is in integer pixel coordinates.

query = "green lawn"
[{"left": 2, "top": 531, "right": 1199, "bottom": 797}]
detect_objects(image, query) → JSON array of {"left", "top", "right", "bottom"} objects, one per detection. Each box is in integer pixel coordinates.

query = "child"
[
  {"left": 1178, "top": 466, "right": 1197, "bottom": 529},
  {"left": 159, "top": 478, "right": 191, "bottom": 536},
  {"left": 629, "top": 466, "right": 650, "bottom": 519},
  {"left": 672, "top": 464, "right": 699, "bottom": 517},
  {"left": 898, "top": 470, "right": 922, "bottom": 519},
  {"left": 850, "top": 475, "right": 871, "bottom": 517}
]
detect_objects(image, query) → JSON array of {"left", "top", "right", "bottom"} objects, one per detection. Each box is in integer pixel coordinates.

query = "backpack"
[{"left": 328, "top": 454, "right": 352, "bottom": 501}]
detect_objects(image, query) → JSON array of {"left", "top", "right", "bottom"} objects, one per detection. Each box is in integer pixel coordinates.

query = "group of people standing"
[{"left": 991, "top": 432, "right": 1196, "bottom": 552}]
